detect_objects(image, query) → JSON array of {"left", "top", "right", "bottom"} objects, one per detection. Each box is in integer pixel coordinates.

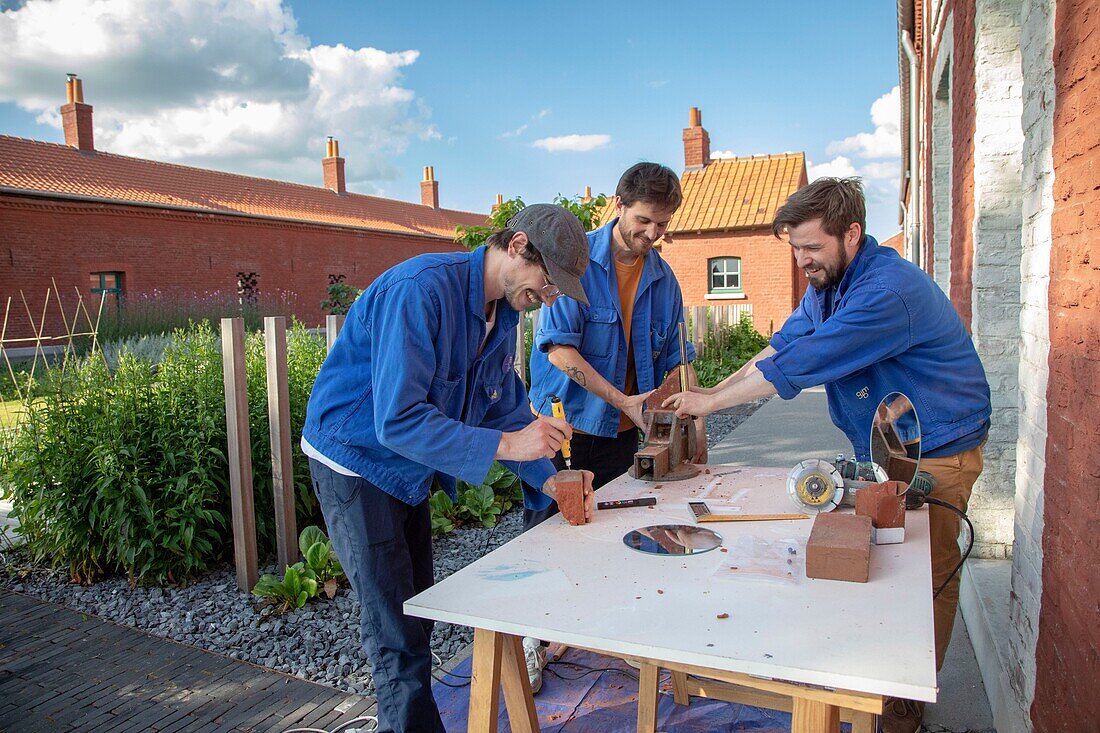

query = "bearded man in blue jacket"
[
  {"left": 302, "top": 204, "right": 596, "bottom": 733},
  {"left": 665, "top": 177, "right": 990, "bottom": 733}
]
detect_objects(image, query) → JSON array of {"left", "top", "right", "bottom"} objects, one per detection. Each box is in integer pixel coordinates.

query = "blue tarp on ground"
[{"left": 433, "top": 648, "right": 853, "bottom": 732}]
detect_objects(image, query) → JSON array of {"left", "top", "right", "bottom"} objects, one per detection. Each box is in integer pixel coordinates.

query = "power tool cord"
[{"left": 925, "top": 497, "right": 974, "bottom": 599}]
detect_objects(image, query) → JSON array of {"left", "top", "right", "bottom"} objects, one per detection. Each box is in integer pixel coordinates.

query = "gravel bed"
[{"left": 0, "top": 405, "right": 769, "bottom": 696}]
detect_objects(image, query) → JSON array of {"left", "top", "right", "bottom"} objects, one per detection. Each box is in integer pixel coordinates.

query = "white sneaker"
[{"left": 522, "top": 636, "right": 547, "bottom": 694}]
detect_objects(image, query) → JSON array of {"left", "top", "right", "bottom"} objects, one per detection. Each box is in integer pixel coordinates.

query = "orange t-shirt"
[{"left": 614, "top": 256, "right": 646, "bottom": 432}]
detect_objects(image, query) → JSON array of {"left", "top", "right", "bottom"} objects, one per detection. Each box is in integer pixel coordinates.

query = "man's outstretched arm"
[{"left": 547, "top": 345, "right": 651, "bottom": 430}]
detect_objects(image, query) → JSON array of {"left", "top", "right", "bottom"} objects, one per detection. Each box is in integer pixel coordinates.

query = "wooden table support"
[{"left": 468, "top": 629, "right": 539, "bottom": 733}]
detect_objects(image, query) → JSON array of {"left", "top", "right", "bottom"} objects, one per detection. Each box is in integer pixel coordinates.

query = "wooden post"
[
  {"left": 221, "top": 317, "right": 258, "bottom": 593},
  {"left": 692, "top": 306, "right": 704, "bottom": 356},
  {"left": 468, "top": 628, "right": 504, "bottom": 733},
  {"left": 264, "top": 316, "right": 297, "bottom": 570},
  {"left": 326, "top": 314, "right": 345, "bottom": 353}
]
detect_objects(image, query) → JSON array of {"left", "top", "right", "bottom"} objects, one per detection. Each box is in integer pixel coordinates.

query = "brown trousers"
[{"left": 918, "top": 444, "right": 984, "bottom": 670}]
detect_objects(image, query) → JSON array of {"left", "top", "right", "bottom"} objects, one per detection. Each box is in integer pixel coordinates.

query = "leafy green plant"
[
  {"left": 319, "top": 281, "right": 361, "bottom": 316},
  {"left": 252, "top": 563, "right": 318, "bottom": 613},
  {"left": 298, "top": 525, "right": 344, "bottom": 598},
  {"left": 428, "top": 490, "right": 456, "bottom": 537},
  {"left": 0, "top": 321, "right": 328, "bottom": 586},
  {"left": 457, "top": 484, "right": 502, "bottom": 528},
  {"left": 454, "top": 193, "right": 608, "bottom": 251},
  {"left": 692, "top": 314, "right": 769, "bottom": 388},
  {"left": 429, "top": 462, "right": 521, "bottom": 536}
]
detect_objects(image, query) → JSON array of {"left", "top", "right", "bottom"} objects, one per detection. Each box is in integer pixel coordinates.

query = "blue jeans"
[{"left": 308, "top": 459, "right": 444, "bottom": 733}]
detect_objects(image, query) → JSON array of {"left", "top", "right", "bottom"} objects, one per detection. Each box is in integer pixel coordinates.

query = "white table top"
[{"left": 406, "top": 466, "right": 938, "bottom": 702}]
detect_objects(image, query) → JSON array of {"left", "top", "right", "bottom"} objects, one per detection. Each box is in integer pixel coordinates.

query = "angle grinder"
[{"left": 786, "top": 455, "right": 933, "bottom": 513}]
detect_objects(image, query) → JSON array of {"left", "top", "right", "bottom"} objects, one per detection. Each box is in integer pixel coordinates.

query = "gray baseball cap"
[{"left": 507, "top": 204, "right": 590, "bottom": 306}]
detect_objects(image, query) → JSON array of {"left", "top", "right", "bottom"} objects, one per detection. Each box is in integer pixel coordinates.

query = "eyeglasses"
[{"left": 539, "top": 273, "right": 562, "bottom": 301}]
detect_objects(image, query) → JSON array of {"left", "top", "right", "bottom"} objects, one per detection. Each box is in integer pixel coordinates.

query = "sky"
[{"left": 0, "top": 0, "right": 903, "bottom": 238}]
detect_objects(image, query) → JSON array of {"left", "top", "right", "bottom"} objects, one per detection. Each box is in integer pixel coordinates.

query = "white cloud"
[
  {"left": 711, "top": 149, "right": 738, "bottom": 159},
  {"left": 825, "top": 86, "right": 900, "bottom": 159},
  {"left": 500, "top": 108, "right": 550, "bottom": 138},
  {"left": 532, "top": 134, "right": 610, "bottom": 152},
  {"left": 0, "top": 0, "right": 437, "bottom": 188},
  {"left": 811, "top": 86, "right": 902, "bottom": 237},
  {"left": 807, "top": 155, "right": 858, "bottom": 180}
]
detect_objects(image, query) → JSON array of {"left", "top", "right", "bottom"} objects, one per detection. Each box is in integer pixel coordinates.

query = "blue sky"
[{"left": 0, "top": 0, "right": 902, "bottom": 237}]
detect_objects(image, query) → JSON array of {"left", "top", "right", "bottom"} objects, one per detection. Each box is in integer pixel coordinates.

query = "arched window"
[{"left": 708, "top": 257, "right": 742, "bottom": 294}]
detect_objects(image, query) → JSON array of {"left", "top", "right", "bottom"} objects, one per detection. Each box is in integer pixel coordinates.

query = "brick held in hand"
[
  {"left": 646, "top": 371, "right": 683, "bottom": 412},
  {"left": 554, "top": 470, "right": 588, "bottom": 525},
  {"left": 855, "top": 481, "right": 907, "bottom": 529},
  {"left": 806, "top": 512, "right": 872, "bottom": 583}
]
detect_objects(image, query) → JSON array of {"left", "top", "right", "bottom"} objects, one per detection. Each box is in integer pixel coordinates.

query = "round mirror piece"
[
  {"left": 623, "top": 524, "right": 723, "bottom": 556},
  {"left": 870, "top": 391, "right": 922, "bottom": 487}
]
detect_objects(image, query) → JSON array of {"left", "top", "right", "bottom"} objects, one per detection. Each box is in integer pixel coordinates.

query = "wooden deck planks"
[{"left": 0, "top": 590, "right": 374, "bottom": 732}]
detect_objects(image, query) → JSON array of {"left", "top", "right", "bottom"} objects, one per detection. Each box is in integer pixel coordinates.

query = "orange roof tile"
[
  {"left": 0, "top": 136, "right": 487, "bottom": 239},
  {"left": 595, "top": 153, "right": 807, "bottom": 234}
]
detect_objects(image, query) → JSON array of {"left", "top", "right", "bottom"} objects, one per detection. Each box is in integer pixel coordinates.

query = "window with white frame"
[{"left": 708, "top": 257, "right": 742, "bottom": 294}]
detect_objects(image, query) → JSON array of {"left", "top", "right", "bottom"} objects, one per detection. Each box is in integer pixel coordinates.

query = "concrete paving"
[
  {"left": 707, "top": 389, "right": 997, "bottom": 732},
  {"left": 708, "top": 387, "right": 852, "bottom": 468}
]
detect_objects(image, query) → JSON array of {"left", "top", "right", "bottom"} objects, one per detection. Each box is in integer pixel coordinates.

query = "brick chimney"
[
  {"left": 683, "top": 107, "right": 710, "bottom": 170},
  {"left": 491, "top": 193, "right": 504, "bottom": 213},
  {"left": 322, "top": 137, "right": 346, "bottom": 194},
  {"left": 420, "top": 166, "right": 439, "bottom": 209},
  {"left": 581, "top": 185, "right": 592, "bottom": 204},
  {"left": 61, "top": 74, "right": 94, "bottom": 152}
]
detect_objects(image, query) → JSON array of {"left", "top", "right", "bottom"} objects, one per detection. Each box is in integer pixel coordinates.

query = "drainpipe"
[{"left": 901, "top": 30, "right": 921, "bottom": 268}]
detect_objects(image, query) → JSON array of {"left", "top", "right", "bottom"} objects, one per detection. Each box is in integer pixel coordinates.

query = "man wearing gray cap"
[{"left": 302, "top": 203, "right": 595, "bottom": 733}]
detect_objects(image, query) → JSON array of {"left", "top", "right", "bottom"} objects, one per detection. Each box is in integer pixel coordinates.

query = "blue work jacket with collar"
[
  {"left": 757, "top": 235, "right": 991, "bottom": 460},
  {"left": 529, "top": 218, "right": 696, "bottom": 437},
  {"left": 302, "top": 246, "right": 556, "bottom": 509}
]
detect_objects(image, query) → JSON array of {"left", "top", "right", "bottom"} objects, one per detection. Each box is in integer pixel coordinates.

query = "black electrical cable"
[
  {"left": 546, "top": 660, "right": 640, "bottom": 682},
  {"left": 430, "top": 670, "right": 471, "bottom": 688},
  {"left": 925, "top": 497, "right": 974, "bottom": 599}
]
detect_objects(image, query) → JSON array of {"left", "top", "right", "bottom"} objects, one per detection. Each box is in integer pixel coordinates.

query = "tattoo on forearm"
[{"left": 566, "top": 366, "right": 587, "bottom": 387}]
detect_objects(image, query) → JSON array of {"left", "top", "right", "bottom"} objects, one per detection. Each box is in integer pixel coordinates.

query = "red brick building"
[
  {"left": 0, "top": 77, "right": 485, "bottom": 342},
  {"left": 897, "top": 1, "right": 1098, "bottom": 731},
  {"left": 598, "top": 108, "right": 809, "bottom": 336}
]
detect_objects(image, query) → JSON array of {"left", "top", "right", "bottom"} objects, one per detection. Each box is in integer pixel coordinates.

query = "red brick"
[
  {"left": 805, "top": 512, "right": 872, "bottom": 583},
  {"left": 855, "top": 481, "right": 906, "bottom": 530},
  {"left": 553, "top": 469, "right": 588, "bottom": 525}
]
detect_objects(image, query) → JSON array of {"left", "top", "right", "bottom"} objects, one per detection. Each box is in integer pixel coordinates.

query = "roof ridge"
[{"left": 0, "top": 134, "right": 485, "bottom": 218}]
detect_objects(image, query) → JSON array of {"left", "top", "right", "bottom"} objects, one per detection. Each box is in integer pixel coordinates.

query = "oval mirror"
[
  {"left": 623, "top": 524, "right": 723, "bottom": 556},
  {"left": 870, "top": 392, "right": 921, "bottom": 487}
]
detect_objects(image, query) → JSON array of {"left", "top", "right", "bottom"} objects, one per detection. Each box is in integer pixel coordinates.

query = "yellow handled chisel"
[{"left": 550, "top": 396, "right": 572, "bottom": 469}]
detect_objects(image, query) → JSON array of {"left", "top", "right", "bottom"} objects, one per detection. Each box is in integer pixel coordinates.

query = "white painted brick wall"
[
  {"left": 969, "top": 0, "right": 1024, "bottom": 558},
  {"left": 1010, "top": 0, "right": 1054, "bottom": 725}
]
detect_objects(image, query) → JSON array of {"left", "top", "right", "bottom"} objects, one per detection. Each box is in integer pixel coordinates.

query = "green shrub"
[
  {"left": 253, "top": 563, "right": 317, "bottom": 613},
  {"left": 298, "top": 525, "right": 345, "bottom": 598},
  {"left": 0, "top": 321, "right": 327, "bottom": 585},
  {"left": 429, "top": 461, "right": 522, "bottom": 537},
  {"left": 252, "top": 526, "right": 344, "bottom": 613},
  {"left": 319, "top": 281, "right": 361, "bottom": 316},
  {"left": 692, "top": 315, "right": 769, "bottom": 388}
]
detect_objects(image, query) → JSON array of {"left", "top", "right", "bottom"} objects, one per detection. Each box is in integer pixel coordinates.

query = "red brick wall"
[
  {"left": 949, "top": 1, "right": 977, "bottom": 330},
  {"left": 1034, "top": 1, "right": 1100, "bottom": 729},
  {"left": 660, "top": 229, "right": 802, "bottom": 336},
  {"left": 0, "top": 195, "right": 463, "bottom": 341}
]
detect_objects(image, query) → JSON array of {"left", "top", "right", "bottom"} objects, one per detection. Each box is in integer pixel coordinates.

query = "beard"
[
  {"left": 616, "top": 219, "right": 653, "bottom": 258},
  {"left": 807, "top": 246, "right": 851, "bottom": 290}
]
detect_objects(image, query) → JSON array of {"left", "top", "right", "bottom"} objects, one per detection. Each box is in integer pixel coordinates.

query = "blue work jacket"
[
  {"left": 529, "top": 218, "right": 695, "bottom": 437},
  {"left": 757, "top": 236, "right": 991, "bottom": 460},
  {"left": 302, "top": 246, "right": 555, "bottom": 509}
]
